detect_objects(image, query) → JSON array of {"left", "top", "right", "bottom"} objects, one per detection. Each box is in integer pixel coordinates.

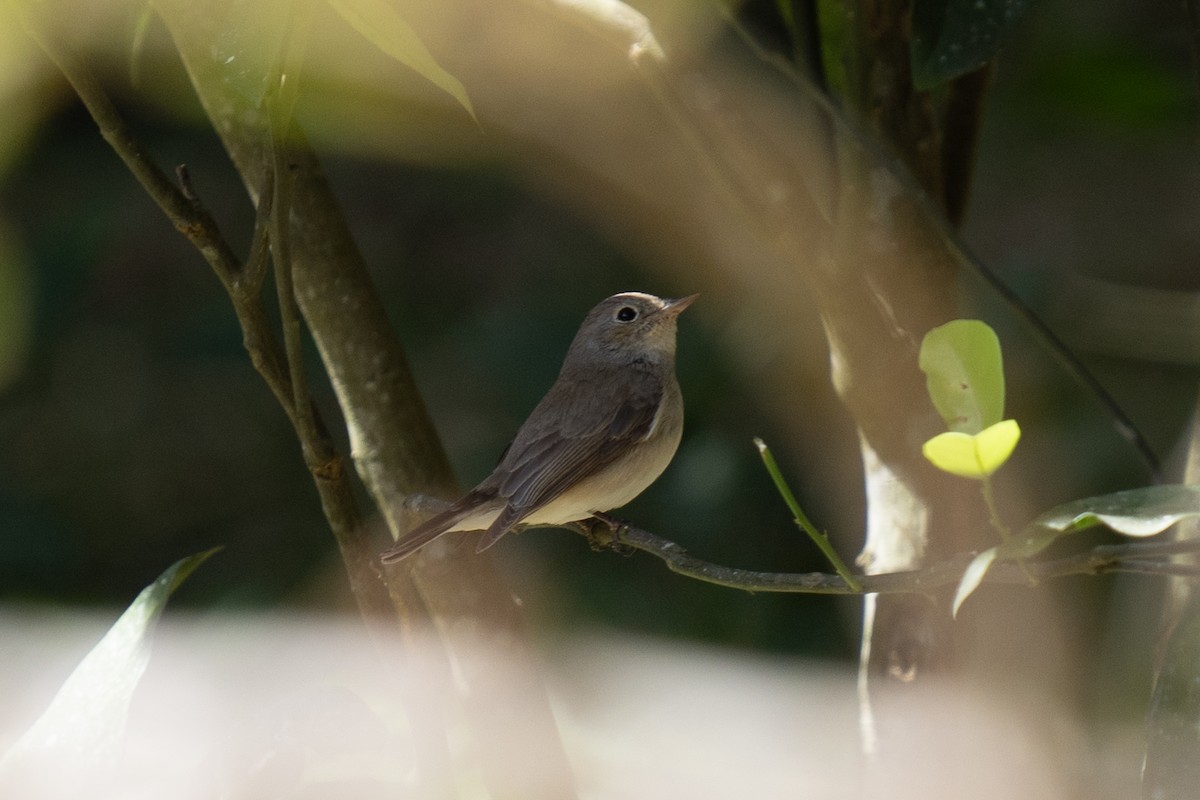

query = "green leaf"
[
  {"left": 952, "top": 486, "right": 1200, "bottom": 613},
  {"left": 952, "top": 546, "right": 997, "bottom": 617},
  {"left": 922, "top": 419, "right": 1020, "bottom": 479},
  {"left": 325, "top": 0, "right": 475, "bottom": 120},
  {"left": 1008, "top": 485, "right": 1199, "bottom": 562},
  {"left": 911, "top": 0, "right": 1033, "bottom": 89},
  {"left": 0, "top": 549, "right": 220, "bottom": 770},
  {"left": 1030, "top": 485, "right": 1200, "bottom": 538},
  {"left": 919, "top": 319, "right": 1005, "bottom": 434}
]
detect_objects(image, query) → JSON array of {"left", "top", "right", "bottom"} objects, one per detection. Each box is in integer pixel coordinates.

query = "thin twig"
[
  {"left": 754, "top": 438, "right": 862, "bottom": 590},
  {"left": 242, "top": 166, "right": 276, "bottom": 296},
  {"left": 24, "top": 11, "right": 397, "bottom": 626},
  {"left": 1092, "top": 539, "right": 1200, "bottom": 559},
  {"left": 269, "top": 141, "right": 310, "bottom": 447},
  {"left": 1114, "top": 561, "right": 1200, "bottom": 578},
  {"left": 380, "top": 490, "right": 1200, "bottom": 595},
  {"left": 602, "top": 520, "right": 1200, "bottom": 594},
  {"left": 18, "top": 11, "right": 242, "bottom": 288},
  {"left": 533, "top": 509, "right": 1200, "bottom": 595},
  {"left": 176, "top": 161, "right": 297, "bottom": 420},
  {"left": 18, "top": 8, "right": 306, "bottom": 417}
]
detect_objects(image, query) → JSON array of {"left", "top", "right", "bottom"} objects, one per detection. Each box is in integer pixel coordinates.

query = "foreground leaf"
[
  {"left": 0, "top": 548, "right": 220, "bottom": 769},
  {"left": 208, "top": 0, "right": 293, "bottom": 109},
  {"left": 326, "top": 0, "right": 475, "bottom": 119}
]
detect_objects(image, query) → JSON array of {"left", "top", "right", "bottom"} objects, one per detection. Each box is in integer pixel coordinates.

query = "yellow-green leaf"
[
  {"left": 922, "top": 419, "right": 1021, "bottom": 479},
  {"left": 919, "top": 319, "right": 1005, "bottom": 434},
  {"left": 325, "top": 0, "right": 475, "bottom": 119}
]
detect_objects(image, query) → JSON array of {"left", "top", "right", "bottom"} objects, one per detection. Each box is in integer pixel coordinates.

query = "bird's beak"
[{"left": 662, "top": 293, "right": 699, "bottom": 316}]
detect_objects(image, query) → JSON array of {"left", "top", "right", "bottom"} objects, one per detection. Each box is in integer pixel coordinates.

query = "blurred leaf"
[
  {"left": 952, "top": 545, "right": 997, "bottom": 616},
  {"left": 1143, "top": 591, "right": 1200, "bottom": 799},
  {"left": 1029, "top": 485, "right": 1200, "bottom": 537},
  {"left": 542, "top": 0, "right": 664, "bottom": 60},
  {"left": 325, "top": 0, "right": 475, "bottom": 119},
  {"left": 911, "top": 0, "right": 1033, "bottom": 89},
  {"left": 206, "top": 0, "right": 294, "bottom": 109},
  {"left": 922, "top": 420, "right": 1020, "bottom": 479},
  {"left": 919, "top": 319, "right": 1005, "bottom": 434},
  {"left": 129, "top": 1, "right": 154, "bottom": 88},
  {"left": 0, "top": 549, "right": 220, "bottom": 770}
]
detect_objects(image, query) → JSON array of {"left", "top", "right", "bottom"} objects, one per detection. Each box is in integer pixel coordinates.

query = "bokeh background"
[{"left": 0, "top": 0, "right": 1195, "bottom": 671}]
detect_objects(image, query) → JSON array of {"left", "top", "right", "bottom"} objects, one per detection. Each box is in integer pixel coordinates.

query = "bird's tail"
[
  {"left": 379, "top": 492, "right": 490, "bottom": 563},
  {"left": 473, "top": 504, "right": 524, "bottom": 553}
]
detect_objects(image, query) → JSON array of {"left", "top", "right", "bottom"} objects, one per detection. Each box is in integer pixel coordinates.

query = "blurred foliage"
[
  {"left": 0, "top": 548, "right": 216, "bottom": 773},
  {"left": 0, "top": 0, "right": 1197, "bottom": 672}
]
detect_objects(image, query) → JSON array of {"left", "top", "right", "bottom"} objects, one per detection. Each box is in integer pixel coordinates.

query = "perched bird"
[{"left": 380, "top": 291, "right": 696, "bottom": 562}]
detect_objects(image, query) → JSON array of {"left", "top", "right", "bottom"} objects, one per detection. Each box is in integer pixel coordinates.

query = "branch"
[
  {"left": 25, "top": 10, "right": 295, "bottom": 419},
  {"left": 387, "top": 492, "right": 1200, "bottom": 594},
  {"left": 17, "top": 9, "right": 239, "bottom": 287},
  {"left": 267, "top": 128, "right": 397, "bottom": 625},
  {"left": 147, "top": 4, "right": 580, "bottom": 796},
  {"left": 22, "top": 14, "right": 397, "bottom": 627},
  {"left": 589, "top": 521, "right": 1200, "bottom": 594}
]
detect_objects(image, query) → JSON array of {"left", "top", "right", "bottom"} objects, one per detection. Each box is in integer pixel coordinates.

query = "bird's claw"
[{"left": 585, "top": 513, "right": 635, "bottom": 556}]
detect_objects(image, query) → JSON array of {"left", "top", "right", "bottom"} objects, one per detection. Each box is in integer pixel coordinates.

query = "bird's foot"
[{"left": 586, "top": 513, "right": 635, "bottom": 556}]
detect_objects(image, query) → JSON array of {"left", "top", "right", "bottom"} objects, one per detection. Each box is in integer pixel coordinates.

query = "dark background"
[{"left": 0, "top": 0, "right": 1195, "bottom": 665}]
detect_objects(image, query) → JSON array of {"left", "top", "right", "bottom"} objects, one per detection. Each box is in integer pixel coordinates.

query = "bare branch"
[
  {"left": 18, "top": 13, "right": 241, "bottom": 288},
  {"left": 384, "top": 491, "right": 1200, "bottom": 594},
  {"left": 22, "top": 12, "right": 398, "bottom": 628},
  {"left": 553, "top": 515, "right": 1200, "bottom": 596}
]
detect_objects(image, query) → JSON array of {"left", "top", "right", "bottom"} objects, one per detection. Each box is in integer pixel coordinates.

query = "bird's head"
[{"left": 566, "top": 291, "right": 698, "bottom": 366}]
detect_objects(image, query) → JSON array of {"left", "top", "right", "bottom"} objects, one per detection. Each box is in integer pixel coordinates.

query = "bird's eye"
[{"left": 616, "top": 306, "right": 638, "bottom": 322}]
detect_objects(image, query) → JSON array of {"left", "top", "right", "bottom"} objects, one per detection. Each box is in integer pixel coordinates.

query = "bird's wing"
[
  {"left": 383, "top": 366, "right": 667, "bottom": 561},
  {"left": 471, "top": 394, "right": 658, "bottom": 554},
  {"left": 493, "top": 367, "right": 663, "bottom": 520}
]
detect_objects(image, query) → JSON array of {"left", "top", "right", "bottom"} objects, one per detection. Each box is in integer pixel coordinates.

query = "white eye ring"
[{"left": 615, "top": 306, "right": 638, "bottom": 322}]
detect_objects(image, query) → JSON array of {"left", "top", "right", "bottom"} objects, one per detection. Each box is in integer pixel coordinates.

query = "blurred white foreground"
[{"left": 0, "top": 609, "right": 1107, "bottom": 798}]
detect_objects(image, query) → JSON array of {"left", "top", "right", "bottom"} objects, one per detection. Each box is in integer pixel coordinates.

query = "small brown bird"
[{"left": 380, "top": 291, "right": 696, "bottom": 562}]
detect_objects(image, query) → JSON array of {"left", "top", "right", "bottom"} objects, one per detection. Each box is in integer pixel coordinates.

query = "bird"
[{"left": 379, "top": 291, "right": 696, "bottom": 562}]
